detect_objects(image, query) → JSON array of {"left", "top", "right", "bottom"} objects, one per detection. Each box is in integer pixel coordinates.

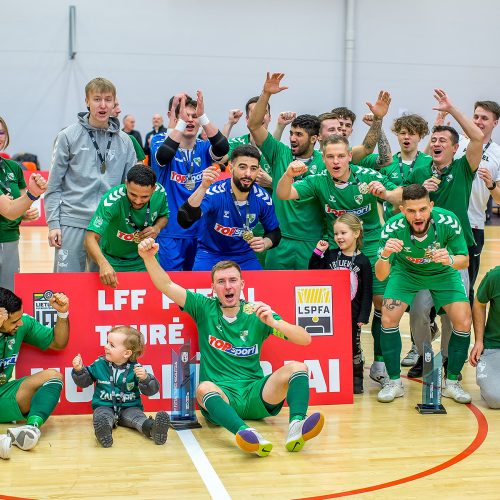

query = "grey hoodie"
[{"left": 44, "top": 112, "right": 137, "bottom": 230}]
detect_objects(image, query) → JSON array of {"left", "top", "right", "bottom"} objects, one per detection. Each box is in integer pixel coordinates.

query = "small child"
[
  {"left": 72, "top": 325, "right": 169, "bottom": 447},
  {"left": 309, "top": 214, "right": 373, "bottom": 394}
]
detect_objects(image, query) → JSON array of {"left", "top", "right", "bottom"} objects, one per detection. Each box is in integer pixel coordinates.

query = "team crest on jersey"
[
  {"left": 248, "top": 214, "right": 256, "bottom": 224},
  {"left": 224, "top": 211, "right": 230, "bottom": 218},
  {"left": 329, "top": 195, "right": 336, "bottom": 202},
  {"left": 93, "top": 216, "right": 103, "bottom": 228},
  {"left": 354, "top": 194, "right": 363, "bottom": 205},
  {"left": 309, "top": 165, "right": 318, "bottom": 174},
  {"left": 208, "top": 335, "right": 258, "bottom": 357},
  {"left": 239, "top": 330, "right": 249, "bottom": 341},
  {"left": 7, "top": 172, "right": 15, "bottom": 180},
  {"left": 444, "top": 174, "right": 453, "bottom": 182},
  {"left": 33, "top": 290, "right": 57, "bottom": 328},
  {"left": 126, "top": 382, "right": 135, "bottom": 391},
  {"left": 193, "top": 157, "right": 201, "bottom": 167},
  {"left": 295, "top": 286, "right": 333, "bottom": 336}
]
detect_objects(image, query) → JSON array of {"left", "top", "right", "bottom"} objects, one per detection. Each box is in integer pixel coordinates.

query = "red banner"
[
  {"left": 14, "top": 270, "right": 352, "bottom": 414},
  {"left": 21, "top": 170, "right": 49, "bottom": 227}
]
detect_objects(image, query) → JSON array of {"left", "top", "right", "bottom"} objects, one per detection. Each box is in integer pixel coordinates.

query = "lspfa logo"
[
  {"left": 33, "top": 290, "right": 57, "bottom": 328},
  {"left": 295, "top": 286, "right": 333, "bottom": 336}
]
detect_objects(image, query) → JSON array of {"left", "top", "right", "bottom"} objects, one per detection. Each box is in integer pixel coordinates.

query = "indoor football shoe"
[
  {"left": 377, "top": 380, "right": 404, "bottom": 403},
  {"left": 0, "top": 434, "right": 12, "bottom": 459},
  {"left": 236, "top": 428, "right": 273, "bottom": 457},
  {"left": 285, "top": 412, "right": 325, "bottom": 452},
  {"left": 442, "top": 381, "right": 471, "bottom": 404},
  {"left": 7, "top": 424, "right": 41, "bottom": 451}
]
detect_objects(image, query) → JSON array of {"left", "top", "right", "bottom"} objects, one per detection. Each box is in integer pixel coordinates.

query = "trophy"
[
  {"left": 415, "top": 342, "right": 447, "bottom": 414},
  {"left": 170, "top": 341, "right": 202, "bottom": 429}
]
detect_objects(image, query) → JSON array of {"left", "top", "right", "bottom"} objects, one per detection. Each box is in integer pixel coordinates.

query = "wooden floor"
[{"left": 2, "top": 224, "right": 500, "bottom": 500}]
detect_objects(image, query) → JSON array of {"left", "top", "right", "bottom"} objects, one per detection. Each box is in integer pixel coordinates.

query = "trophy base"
[
  {"left": 415, "top": 403, "right": 447, "bottom": 414},
  {"left": 170, "top": 418, "right": 202, "bottom": 430}
]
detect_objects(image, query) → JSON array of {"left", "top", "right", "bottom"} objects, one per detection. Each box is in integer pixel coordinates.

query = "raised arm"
[
  {"left": 248, "top": 73, "right": 288, "bottom": 147},
  {"left": 352, "top": 91, "right": 392, "bottom": 163},
  {"left": 48, "top": 293, "right": 70, "bottom": 350},
  {"left": 272, "top": 111, "right": 296, "bottom": 141},
  {"left": 138, "top": 238, "right": 187, "bottom": 308},
  {"left": 0, "top": 173, "right": 46, "bottom": 220},
  {"left": 276, "top": 160, "right": 307, "bottom": 200},
  {"left": 432, "top": 89, "right": 484, "bottom": 171},
  {"left": 222, "top": 109, "right": 243, "bottom": 138}
]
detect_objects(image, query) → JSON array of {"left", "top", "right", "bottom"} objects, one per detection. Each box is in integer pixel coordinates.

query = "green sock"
[
  {"left": 372, "top": 311, "right": 384, "bottom": 361},
  {"left": 202, "top": 392, "right": 246, "bottom": 435},
  {"left": 380, "top": 326, "right": 402, "bottom": 379},
  {"left": 287, "top": 371, "right": 309, "bottom": 422},
  {"left": 447, "top": 329, "right": 470, "bottom": 380},
  {"left": 27, "top": 378, "right": 63, "bottom": 426}
]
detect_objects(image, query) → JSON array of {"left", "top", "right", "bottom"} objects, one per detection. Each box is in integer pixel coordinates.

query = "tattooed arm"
[{"left": 375, "top": 128, "right": 392, "bottom": 167}]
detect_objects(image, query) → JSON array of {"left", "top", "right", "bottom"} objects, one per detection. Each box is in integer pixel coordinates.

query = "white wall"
[{"left": 1, "top": 0, "right": 499, "bottom": 168}]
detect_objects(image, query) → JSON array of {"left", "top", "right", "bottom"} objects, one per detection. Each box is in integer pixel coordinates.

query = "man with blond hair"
[{"left": 45, "top": 77, "right": 136, "bottom": 272}]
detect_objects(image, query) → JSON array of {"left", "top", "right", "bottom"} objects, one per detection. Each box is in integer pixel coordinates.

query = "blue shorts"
[
  {"left": 157, "top": 235, "right": 198, "bottom": 271},
  {"left": 192, "top": 249, "right": 263, "bottom": 271}
]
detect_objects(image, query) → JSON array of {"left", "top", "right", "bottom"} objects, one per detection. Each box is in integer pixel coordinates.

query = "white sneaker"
[
  {"left": 401, "top": 344, "right": 419, "bottom": 367},
  {"left": 285, "top": 412, "right": 325, "bottom": 452},
  {"left": 235, "top": 428, "right": 273, "bottom": 457},
  {"left": 377, "top": 380, "right": 404, "bottom": 403},
  {"left": 7, "top": 425, "right": 41, "bottom": 451},
  {"left": 0, "top": 434, "right": 12, "bottom": 460},
  {"left": 369, "top": 363, "right": 389, "bottom": 386},
  {"left": 442, "top": 381, "right": 471, "bottom": 404}
]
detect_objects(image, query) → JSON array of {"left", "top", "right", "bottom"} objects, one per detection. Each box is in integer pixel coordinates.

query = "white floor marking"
[{"left": 177, "top": 429, "right": 231, "bottom": 500}]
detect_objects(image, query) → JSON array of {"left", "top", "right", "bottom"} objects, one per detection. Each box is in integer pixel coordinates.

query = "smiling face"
[
  {"left": 104, "top": 331, "right": 132, "bottom": 364},
  {"left": 400, "top": 197, "right": 434, "bottom": 235},
  {"left": 86, "top": 91, "right": 115, "bottom": 129},
  {"left": 0, "top": 309, "right": 23, "bottom": 335},
  {"left": 323, "top": 142, "right": 352, "bottom": 181},
  {"left": 473, "top": 106, "right": 498, "bottom": 141},
  {"left": 430, "top": 130, "right": 458, "bottom": 167},
  {"left": 334, "top": 221, "right": 359, "bottom": 253},
  {"left": 230, "top": 155, "right": 260, "bottom": 192},
  {"left": 319, "top": 118, "right": 342, "bottom": 141},
  {"left": 212, "top": 267, "right": 244, "bottom": 309},
  {"left": 126, "top": 181, "right": 155, "bottom": 210}
]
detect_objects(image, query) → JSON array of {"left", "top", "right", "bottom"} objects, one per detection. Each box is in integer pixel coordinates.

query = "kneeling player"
[
  {"left": 138, "top": 238, "right": 324, "bottom": 456},
  {"left": 375, "top": 184, "right": 471, "bottom": 404}
]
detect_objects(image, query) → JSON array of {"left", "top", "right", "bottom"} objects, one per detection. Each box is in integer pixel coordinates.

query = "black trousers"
[{"left": 468, "top": 228, "right": 485, "bottom": 304}]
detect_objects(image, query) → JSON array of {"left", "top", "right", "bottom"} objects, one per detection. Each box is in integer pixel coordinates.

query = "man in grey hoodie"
[{"left": 45, "top": 77, "right": 137, "bottom": 272}]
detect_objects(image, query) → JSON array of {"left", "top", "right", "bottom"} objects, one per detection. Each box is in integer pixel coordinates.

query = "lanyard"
[
  {"left": 127, "top": 201, "right": 151, "bottom": 232},
  {"left": 0, "top": 160, "right": 11, "bottom": 195},
  {"left": 106, "top": 361, "right": 131, "bottom": 418},
  {"left": 335, "top": 250, "right": 357, "bottom": 272},
  {"left": 230, "top": 187, "right": 251, "bottom": 231},
  {"left": 483, "top": 140, "right": 492, "bottom": 154},
  {"left": 409, "top": 218, "right": 440, "bottom": 257},
  {"left": 88, "top": 130, "right": 112, "bottom": 174},
  {"left": 397, "top": 151, "right": 419, "bottom": 180},
  {"left": 331, "top": 170, "right": 369, "bottom": 194}
]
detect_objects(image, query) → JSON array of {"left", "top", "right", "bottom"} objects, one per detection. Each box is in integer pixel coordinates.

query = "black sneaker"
[
  {"left": 353, "top": 377, "right": 364, "bottom": 394},
  {"left": 407, "top": 356, "right": 423, "bottom": 378},
  {"left": 152, "top": 411, "right": 170, "bottom": 445},
  {"left": 93, "top": 414, "right": 113, "bottom": 448},
  {"left": 442, "top": 357, "right": 462, "bottom": 381}
]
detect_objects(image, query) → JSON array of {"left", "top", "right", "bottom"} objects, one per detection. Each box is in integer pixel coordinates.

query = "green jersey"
[
  {"left": 129, "top": 135, "right": 146, "bottom": 161},
  {"left": 182, "top": 290, "right": 282, "bottom": 389},
  {"left": 228, "top": 134, "right": 271, "bottom": 174},
  {"left": 294, "top": 165, "right": 397, "bottom": 246},
  {"left": 0, "top": 315, "right": 54, "bottom": 383},
  {"left": 377, "top": 207, "right": 468, "bottom": 277},
  {"left": 259, "top": 132, "right": 326, "bottom": 241},
  {"left": 406, "top": 155, "right": 475, "bottom": 246},
  {"left": 0, "top": 159, "right": 27, "bottom": 242},
  {"left": 87, "top": 183, "right": 169, "bottom": 271},
  {"left": 476, "top": 266, "right": 500, "bottom": 349}
]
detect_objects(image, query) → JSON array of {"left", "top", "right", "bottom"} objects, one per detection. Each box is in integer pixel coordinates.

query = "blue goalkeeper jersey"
[
  {"left": 150, "top": 134, "right": 215, "bottom": 238},
  {"left": 198, "top": 178, "right": 279, "bottom": 257}
]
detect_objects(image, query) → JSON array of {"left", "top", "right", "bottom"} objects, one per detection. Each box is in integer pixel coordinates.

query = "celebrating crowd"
[{"left": 0, "top": 72, "right": 499, "bottom": 459}]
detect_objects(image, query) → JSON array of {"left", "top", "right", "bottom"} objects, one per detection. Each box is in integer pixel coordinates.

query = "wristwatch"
[{"left": 487, "top": 181, "right": 497, "bottom": 191}]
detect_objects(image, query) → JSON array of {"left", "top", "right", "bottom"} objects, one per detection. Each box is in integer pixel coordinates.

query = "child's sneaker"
[
  {"left": 151, "top": 411, "right": 170, "bottom": 445},
  {"left": 0, "top": 434, "right": 12, "bottom": 459},
  {"left": 7, "top": 425, "right": 41, "bottom": 451},
  {"left": 285, "top": 412, "right": 325, "bottom": 452},
  {"left": 93, "top": 414, "right": 113, "bottom": 448},
  {"left": 236, "top": 428, "right": 273, "bottom": 457}
]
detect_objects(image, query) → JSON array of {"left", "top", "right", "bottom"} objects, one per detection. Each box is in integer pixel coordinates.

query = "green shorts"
[
  {"left": 0, "top": 377, "right": 26, "bottom": 422},
  {"left": 364, "top": 239, "right": 388, "bottom": 296},
  {"left": 384, "top": 269, "right": 468, "bottom": 314},
  {"left": 265, "top": 237, "right": 317, "bottom": 270},
  {"left": 201, "top": 374, "right": 284, "bottom": 423}
]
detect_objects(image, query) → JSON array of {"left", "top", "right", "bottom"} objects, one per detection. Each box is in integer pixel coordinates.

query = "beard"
[
  {"left": 233, "top": 176, "right": 255, "bottom": 192},
  {"left": 411, "top": 218, "right": 431, "bottom": 236}
]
